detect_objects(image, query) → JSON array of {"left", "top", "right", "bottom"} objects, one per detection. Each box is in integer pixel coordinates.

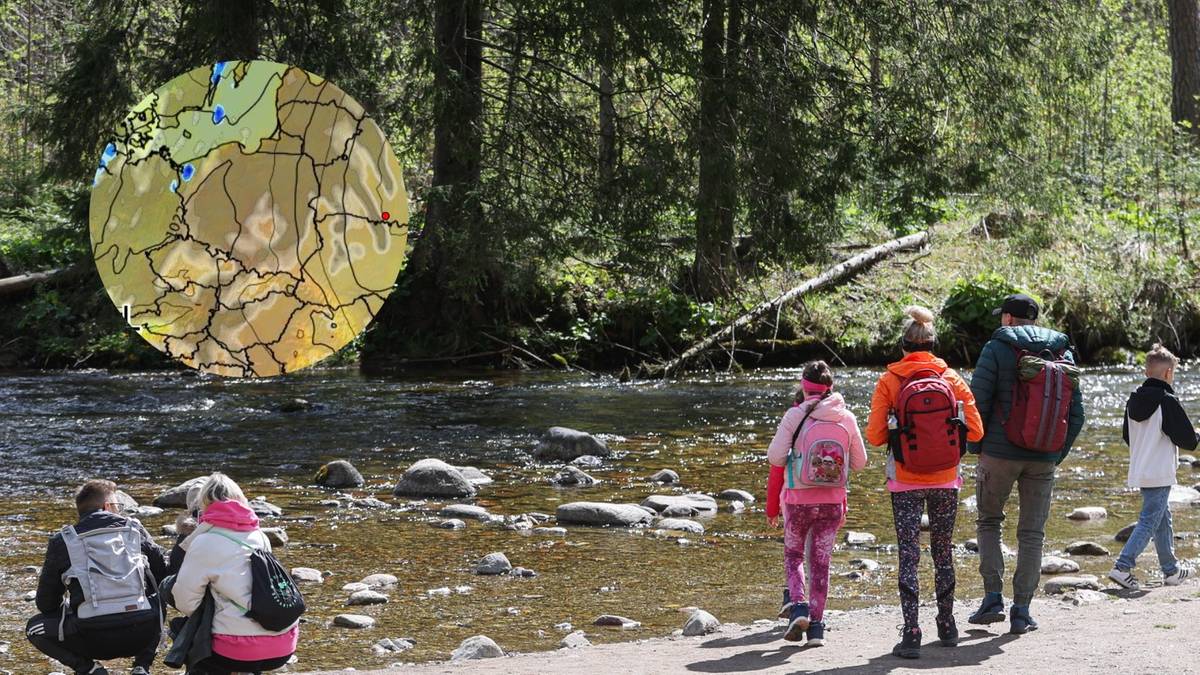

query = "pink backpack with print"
[{"left": 786, "top": 402, "right": 851, "bottom": 489}]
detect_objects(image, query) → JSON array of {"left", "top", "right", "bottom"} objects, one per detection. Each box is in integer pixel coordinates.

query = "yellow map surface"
[{"left": 89, "top": 61, "right": 408, "bottom": 377}]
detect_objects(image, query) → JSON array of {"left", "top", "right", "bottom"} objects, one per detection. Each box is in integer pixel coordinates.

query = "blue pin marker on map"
[
  {"left": 170, "top": 179, "right": 178, "bottom": 193},
  {"left": 102, "top": 143, "right": 117, "bottom": 162},
  {"left": 181, "top": 164, "right": 195, "bottom": 181},
  {"left": 213, "top": 105, "right": 225, "bottom": 124},
  {"left": 211, "top": 61, "right": 226, "bottom": 84}
]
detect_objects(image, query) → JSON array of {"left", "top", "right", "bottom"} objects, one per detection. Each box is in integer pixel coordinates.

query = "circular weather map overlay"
[{"left": 89, "top": 60, "right": 408, "bottom": 377}]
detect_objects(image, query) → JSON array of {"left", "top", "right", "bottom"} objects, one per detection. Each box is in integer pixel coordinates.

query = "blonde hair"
[
  {"left": 901, "top": 305, "right": 937, "bottom": 347},
  {"left": 198, "top": 472, "right": 248, "bottom": 509},
  {"left": 1146, "top": 343, "right": 1180, "bottom": 375}
]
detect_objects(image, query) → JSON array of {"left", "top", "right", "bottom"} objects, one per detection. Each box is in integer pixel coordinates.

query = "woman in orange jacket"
[{"left": 865, "top": 306, "right": 984, "bottom": 660}]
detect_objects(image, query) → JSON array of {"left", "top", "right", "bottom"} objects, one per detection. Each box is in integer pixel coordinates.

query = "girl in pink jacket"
[{"left": 766, "top": 361, "right": 868, "bottom": 646}]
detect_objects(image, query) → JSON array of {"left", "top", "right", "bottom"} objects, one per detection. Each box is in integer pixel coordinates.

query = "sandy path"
[{"left": 300, "top": 584, "right": 1200, "bottom": 674}]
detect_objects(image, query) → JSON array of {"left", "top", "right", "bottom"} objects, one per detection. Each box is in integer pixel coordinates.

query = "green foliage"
[
  {"left": 940, "top": 273, "right": 1033, "bottom": 353},
  {"left": 0, "top": 181, "right": 89, "bottom": 274}
]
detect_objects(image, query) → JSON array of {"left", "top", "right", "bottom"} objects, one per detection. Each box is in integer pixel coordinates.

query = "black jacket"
[
  {"left": 1122, "top": 378, "right": 1200, "bottom": 451},
  {"left": 35, "top": 509, "right": 170, "bottom": 625}
]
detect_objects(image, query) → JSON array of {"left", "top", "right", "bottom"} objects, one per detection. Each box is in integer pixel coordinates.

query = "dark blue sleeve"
[
  {"left": 967, "top": 340, "right": 999, "bottom": 453},
  {"left": 1059, "top": 348, "right": 1085, "bottom": 463}
]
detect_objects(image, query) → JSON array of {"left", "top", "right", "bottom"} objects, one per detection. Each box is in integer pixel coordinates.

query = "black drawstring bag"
[{"left": 211, "top": 530, "right": 306, "bottom": 631}]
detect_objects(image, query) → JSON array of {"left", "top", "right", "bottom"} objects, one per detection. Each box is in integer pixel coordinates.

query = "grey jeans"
[{"left": 975, "top": 453, "right": 1056, "bottom": 607}]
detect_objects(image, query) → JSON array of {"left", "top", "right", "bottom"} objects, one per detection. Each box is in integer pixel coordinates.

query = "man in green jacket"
[{"left": 966, "top": 294, "right": 1085, "bottom": 634}]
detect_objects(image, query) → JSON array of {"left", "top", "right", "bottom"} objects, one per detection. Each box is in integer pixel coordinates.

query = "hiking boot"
[
  {"left": 783, "top": 602, "right": 810, "bottom": 642},
  {"left": 936, "top": 615, "right": 959, "bottom": 646},
  {"left": 968, "top": 592, "right": 1006, "bottom": 624},
  {"left": 77, "top": 663, "right": 108, "bottom": 675},
  {"left": 805, "top": 621, "right": 825, "bottom": 647},
  {"left": 1164, "top": 567, "right": 1193, "bottom": 586},
  {"left": 1009, "top": 605, "right": 1038, "bottom": 634},
  {"left": 892, "top": 626, "right": 921, "bottom": 659},
  {"left": 778, "top": 588, "right": 794, "bottom": 619},
  {"left": 1108, "top": 567, "right": 1140, "bottom": 590}
]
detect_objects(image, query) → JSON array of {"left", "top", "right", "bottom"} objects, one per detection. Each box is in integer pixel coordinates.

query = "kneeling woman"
[
  {"left": 171, "top": 473, "right": 298, "bottom": 674},
  {"left": 866, "top": 306, "right": 983, "bottom": 659}
]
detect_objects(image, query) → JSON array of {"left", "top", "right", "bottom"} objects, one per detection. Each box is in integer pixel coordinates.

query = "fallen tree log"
[
  {"left": 0, "top": 267, "right": 73, "bottom": 300},
  {"left": 650, "top": 230, "right": 931, "bottom": 377}
]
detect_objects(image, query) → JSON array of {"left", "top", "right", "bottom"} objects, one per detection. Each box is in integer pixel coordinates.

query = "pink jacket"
[{"left": 766, "top": 393, "right": 868, "bottom": 517}]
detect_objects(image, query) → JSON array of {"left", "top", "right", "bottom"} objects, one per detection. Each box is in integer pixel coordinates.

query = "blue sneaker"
[
  {"left": 784, "top": 602, "right": 810, "bottom": 642},
  {"left": 1009, "top": 605, "right": 1038, "bottom": 634},
  {"left": 778, "top": 588, "right": 794, "bottom": 619},
  {"left": 806, "top": 621, "right": 825, "bottom": 647},
  {"left": 968, "top": 592, "right": 1005, "bottom": 624}
]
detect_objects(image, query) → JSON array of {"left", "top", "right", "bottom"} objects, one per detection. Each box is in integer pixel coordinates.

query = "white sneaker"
[
  {"left": 1108, "top": 567, "right": 1140, "bottom": 590},
  {"left": 1164, "top": 567, "right": 1193, "bottom": 586}
]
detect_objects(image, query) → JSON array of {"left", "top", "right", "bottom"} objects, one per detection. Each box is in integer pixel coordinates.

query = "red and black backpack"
[{"left": 890, "top": 369, "right": 966, "bottom": 473}]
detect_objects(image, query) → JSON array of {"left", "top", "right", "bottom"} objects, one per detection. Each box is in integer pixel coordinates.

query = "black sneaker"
[
  {"left": 936, "top": 616, "right": 959, "bottom": 646},
  {"left": 892, "top": 626, "right": 921, "bottom": 659},
  {"left": 778, "top": 588, "right": 794, "bottom": 619},
  {"left": 968, "top": 592, "right": 1006, "bottom": 624},
  {"left": 784, "top": 602, "right": 810, "bottom": 642},
  {"left": 806, "top": 621, "right": 825, "bottom": 647},
  {"left": 77, "top": 664, "right": 108, "bottom": 675},
  {"left": 1009, "top": 605, "right": 1038, "bottom": 634}
]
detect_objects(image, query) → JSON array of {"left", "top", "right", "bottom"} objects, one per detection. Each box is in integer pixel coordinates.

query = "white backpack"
[{"left": 59, "top": 524, "right": 152, "bottom": 634}]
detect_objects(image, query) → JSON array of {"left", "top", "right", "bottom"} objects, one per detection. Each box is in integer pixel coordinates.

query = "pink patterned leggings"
[{"left": 783, "top": 502, "right": 844, "bottom": 621}]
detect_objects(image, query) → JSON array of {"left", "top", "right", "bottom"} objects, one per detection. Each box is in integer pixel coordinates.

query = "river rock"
[
  {"left": 348, "top": 590, "right": 389, "bottom": 606},
  {"left": 342, "top": 582, "right": 369, "bottom": 593},
  {"left": 162, "top": 524, "right": 178, "bottom": 536},
  {"left": 1169, "top": 485, "right": 1200, "bottom": 508},
  {"left": 1065, "top": 541, "right": 1110, "bottom": 556},
  {"left": 594, "top": 614, "right": 641, "bottom": 629},
  {"left": 1116, "top": 522, "right": 1137, "bottom": 542},
  {"left": 434, "top": 518, "right": 467, "bottom": 530},
  {"left": 24, "top": 590, "right": 36, "bottom": 601},
  {"left": 291, "top": 567, "right": 324, "bottom": 584},
  {"left": 360, "top": 573, "right": 399, "bottom": 589},
  {"left": 556, "top": 502, "right": 654, "bottom": 527},
  {"left": 1041, "top": 556, "right": 1081, "bottom": 574},
  {"left": 717, "top": 489, "right": 754, "bottom": 503},
  {"left": 682, "top": 609, "right": 721, "bottom": 636},
  {"left": 1044, "top": 574, "right": 1101, "bottom": 594},
  {"left": 261, "top": 527, "right": 288, "bottom": 547},
  {"left": 640, "top": 494, "right": 718, "bottom": 514},
  {"left": 454, "top": 466, "right": 494, "bottom": 487},
  {"left": 661, "top": 504, "right": 701, "bottom": 517},
  {"left": 374, "top": 637, "right": 415, "bottom": 654},
  {"left": 250, "top": 498, "right": 283, "bottom": 518},
  {"left": 510, "top": 566, "right": 538, "bottom": 578},
  {"left": 1181, "top": 454, "right": 1197, "bottom": 465},
  {"left": 551, "top": 466, "right": 597, "bottom": 487},
  {"left": 1067, "top": 506, "right": 1107, "bottom": 521},
  {"left": 279, "top": 398, "right": 316, "bottom": 413},
  {"left": 728, "top": 500, "right": 746, "bottom": 513},
  {"left": 439, "top": 504, "right": 493, "bottom": 521},
  {"left": 845, "top": 531, "right": 876, "bottom": 546},
  {"left": 534, "top": 526, "right": 568, "bottom": 536},
  {"left": 535, "top": 426, "right": 611, "bottom": 462},
  {"left": 350, "top": 497, "right": 391, "bottom": 510},
  {"left": 572, "top": 455, "right": 604, "bottom": 468},
  {"left": 1066, "top": 589, "right": 1109, "bottom": 606},
  {"left": 126, "top": 505, "right": 164, "bottom": 518},
  {"left": 333, "top": 614, "right": 375, "bottom": 629},
  {"left": 505, "top": 515, "right": 534, "bottom": 531},
  {"left": 153, "top": 477, "right": 208, "bottom": 508},
  {"left": 450, "top": 635, "right": 503, "bottom": 661},
  {"left": 650, "top": 469, "right": 680, "bottom": 484},
  {"left": 112, "top": 490, "right": 139, "bottom": 512},
  {"left": 474, "top": 552, "right": 513, "bottom": 575},
  {"left": 393, "top": 459, "right": 477, "bottom": 498},
  {"left": 559, "top": 630, "right": 591, "bottom": 649},
  {"left": 655, "top": 518, "right": 704, "bottom": 534},
  {"left": 850, "top": 558, "right": 881, "bottom": 571},
  {"left": 314, "top": 460, "right": 364, "bottom": 488},
  {"left": 963, "top": 539, "right": 1015, "bottom": 556}
]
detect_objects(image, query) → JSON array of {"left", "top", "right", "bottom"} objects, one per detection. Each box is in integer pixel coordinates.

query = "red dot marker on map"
[{"left": 381, "top": 211, "right": 390, "bottom": 221}]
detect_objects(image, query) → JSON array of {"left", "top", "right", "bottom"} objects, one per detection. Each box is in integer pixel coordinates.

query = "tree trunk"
[
  {"left": 1168, "top": 0, "right": 1200, "bottom": 135},
  {"left": 694, "top": 0, "right": 739, "bottom": 299}
]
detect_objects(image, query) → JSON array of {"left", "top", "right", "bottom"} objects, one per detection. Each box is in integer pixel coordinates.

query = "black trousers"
[
  {"left": 189, "top": 651, "right": 293, "bottom": 674},
  {"left": 26, "top": 611, "right": 161, "bottom": 673}
]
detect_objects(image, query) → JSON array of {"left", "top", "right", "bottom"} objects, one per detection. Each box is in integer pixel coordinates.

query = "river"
[{"left": 0, "top": 365, "right": 1195, "bottom": 671}]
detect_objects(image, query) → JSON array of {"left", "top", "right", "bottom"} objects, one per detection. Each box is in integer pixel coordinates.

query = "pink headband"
[{"left": 801, "top": 379, "right": 832, "bottom": 396}]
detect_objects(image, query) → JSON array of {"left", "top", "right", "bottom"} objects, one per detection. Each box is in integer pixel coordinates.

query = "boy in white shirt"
[{"left": 1109, "top": 344, "right": 1200, "bottom": 589}]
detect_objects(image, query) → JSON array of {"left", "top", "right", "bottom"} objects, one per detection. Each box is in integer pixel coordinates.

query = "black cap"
[{"left": 992, "top": 293, "right": 1039, "bottom": 320}]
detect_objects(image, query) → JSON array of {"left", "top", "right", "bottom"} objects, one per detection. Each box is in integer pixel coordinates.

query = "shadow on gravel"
[
  {"left": 686, "top": 628, "right": 1021, "bottom": 673},
  {"left": 1102, "top": 587, "right": 1149, "bottom": 600},
  {"left": 700, "top": 626, "right": 786, "bottom": 649}
]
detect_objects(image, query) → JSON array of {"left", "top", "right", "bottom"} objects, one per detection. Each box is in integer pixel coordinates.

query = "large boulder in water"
[
  {"left": 535, "top": 427, "right": 610, "bottom": 462},
  {"left": 393, "top": 459, "right": 477, "bottom": 498},
  {"left": 640, "top": 494, "right": 718, "bottom": 514},
  {"left": 314, "top": 460, "right": 364, "bottom": 488},
  {"left": 153, "top": 477, "right": 208, "bottom": 508},
  {"left": 112, "top": 490, "right": 139, "bottom": 512},
  {"left": 450, "top": 635, "right": 503, "bottom": 661},
  {"left": 454, "top": 466, "right": 494, "bottom": 487},
  {"left": 556, "top": 502, "right": 654, "bottom": 527}
]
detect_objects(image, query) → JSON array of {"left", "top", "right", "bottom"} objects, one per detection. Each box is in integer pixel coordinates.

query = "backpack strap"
[
  {"left": 203, "top": 529, "right": 257, "bottom": 614},
  {"left": 786, "top": 399, "right": 823, "bottom": 489}
]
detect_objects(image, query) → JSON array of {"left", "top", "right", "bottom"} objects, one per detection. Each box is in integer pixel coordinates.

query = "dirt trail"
[{"left": 301, "top": 584, "right": 1200, "bottom": 674}]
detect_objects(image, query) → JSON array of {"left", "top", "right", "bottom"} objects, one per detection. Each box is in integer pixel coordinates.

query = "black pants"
[
  {"left": 189, "top": 651, "right": 293, "bottom": 674},
  {"left": 26, "top": 611, "right": 161, "bottom": 674}
]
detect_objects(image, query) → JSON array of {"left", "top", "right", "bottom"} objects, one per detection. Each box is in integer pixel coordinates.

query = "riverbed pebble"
[
  {"left": 332, "top": 614, "right": 375, "bottom": 629},
  {"left": 650, "top": 469, "right": 680, "bottom": 484},
  {"left": 348, "top": 590, "right": 389, "bottom": 606},
  {"left": 426, "top": 587, "right": 451, "bottom": 597},
  {"left": 1065, "top": 589, "right": 1109, "bottom": 606},
  {"left": 510, "top": 566, "right": 538, "bottom": 578},
  {"left": 112, "top": 490, "right": 139, "bottom": 512},
  {"left": 373, "top": 637, "right": 415, "bottom": 654},
  {"left": 23, "top": 591, "right": 35, "bottom": 602},
  {"left": 1041, "top": 556, "right": 1081, "bottom": 574},
  {"left": 438, "top": 504, "right": 493, "bottom": 520},
  {"left": 291, "top": 567, "right": 324, "bottom": 584},
  {"left": 682, "top": 609, "right": 721, "bottom": 636},
  {"left": 1169, "top": 485, "right": 1200, "bottom": 507},
  {"left": 474, "top": 552, "right": 513, "bottom": 575},
  {"left": 1181, "top": 454, "right": 1197, "bottom": 465},
  {"left": 1065, "top": 541, "right": 1110, "bottom": 556},
  {"left": 559, "top": 630, "right": 591, "bottom": 649},
  {"left": 450, "top": 635, "right": 503, "bottom": 661},
  {"left": 394, "top": 459, "right": 478, "bottom": 498},
  {"left": 728, "top": 500, "right": 746, "bottom": 513},
  {"left": 161, "top": 524, "right": 178, "bottom": 536},
  {"left": 661, "top": 504, "right": 701, "bottom": 517},
  {"left": 655, "top": 518, "right": 705, "bottom": 534},
  {"left": 535, "top": 427, "right": 611, "bottom": 462},
  {"left": 845, "top": 531, "right": 876, "bottom": 546},
  {"left": 250, "top": 498, "right": 283, "bottom": 518},
  {"left": 850, "top": 558, "right": 881, "bottom": 571},
  {"left": 314, "top": 460, "right": 364, "bottom": 488},
  {"left": 434, "top": 518, "right": 467, "bottom": 530},
  {"left": 350, "top": 497, "right": 391, "bottom": 510},
  {"left": 359, "top": 573, "right": 399, "bottom": 588},
  {"left": 555, "top": 622, "right": 573, "bottom": 632},
  {"left": 594, "top": 615, "right": 641, "bottom": 629},
  {"left": 717, "top": 489, "right": 755, "bottom": 503},
  {"left": 1067, "top": 506, "right": 1107, "bottom": 521},
  {"left": 963, "top": 539, "right": 1015, "bottom": 556},
  {"left": 153, "top": 477, "right": 208, "bottom": 508},
  {"left": 455, "top": 466, "right": 494, "bottom": 486},
  {"left": 261, "top": 527, "right": 288, "bottom": 547},
  {"left": 534, "top": 526, "right": 568, "bottom": 536},
  {"left": 551, "top": 465, "right": 597, "bottom": 487},
  {"left": 641, "top": 494, "right": 718, "bottom": 514},
  {"left": 342, "top": 582, "right": 369, "bottom": 593},
  {"left": 556, "top": 502, "right": 654, "bottom": 527},
  {"left": 1044, "top": 574, "right": 1101, "bottom": 594}
]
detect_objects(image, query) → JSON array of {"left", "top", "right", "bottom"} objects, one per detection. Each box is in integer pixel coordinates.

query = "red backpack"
[
  {"left": 1005, "top": 348, "right": 1077, "bottom": 453},
  {"left": 891, "top": 370, "right": 965, "bottom": 473}
]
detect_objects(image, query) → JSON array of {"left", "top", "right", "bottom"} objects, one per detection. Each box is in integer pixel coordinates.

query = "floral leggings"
[
  {"left": 783, "top": 502, "right": 844, "bottom": 622},
  {"left": 891, "top": 488, "right": 958, "bottom": 629}
]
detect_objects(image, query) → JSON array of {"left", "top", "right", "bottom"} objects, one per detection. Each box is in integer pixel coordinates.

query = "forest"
[{"left": 1, "top": 0, "right": 1199, "bottom": 373}]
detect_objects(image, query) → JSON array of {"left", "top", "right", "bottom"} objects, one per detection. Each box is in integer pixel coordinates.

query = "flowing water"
[{"left": 0, "top": 365, "right": 1197, "bottom": 672}]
